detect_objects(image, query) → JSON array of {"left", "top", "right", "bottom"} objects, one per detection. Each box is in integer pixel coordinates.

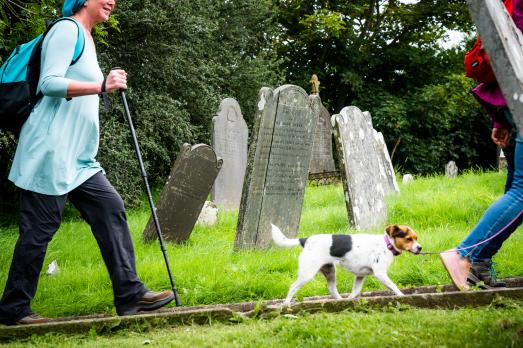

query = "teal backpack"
[{"left": 0, "top": 18, "right": 85, "bottom": 133}]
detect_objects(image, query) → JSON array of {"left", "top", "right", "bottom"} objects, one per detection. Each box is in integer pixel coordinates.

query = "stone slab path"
[{"left": 1, "top": 278, "right": 523, "bottom": 341}]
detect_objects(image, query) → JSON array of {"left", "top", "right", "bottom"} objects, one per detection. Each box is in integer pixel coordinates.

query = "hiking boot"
[
  {"left": 16, "top": 313, "right": 50, "bottom": 325},
  {"left": 440, "top": 249, "right": 470, "bottom": 291},
  {"left": 117, "top": 290, "right": 175, "bottom": 316},
  {"left": 0, "top": 313, "right": 50, "bottom": 326},
  {"left": 467, "top": 260, "right": 507, "bottom": 289}
]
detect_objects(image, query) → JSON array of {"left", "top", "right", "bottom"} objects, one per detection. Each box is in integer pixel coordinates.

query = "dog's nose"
[{"left": 417, "top": 246, "right": 422, "bottom": 252}]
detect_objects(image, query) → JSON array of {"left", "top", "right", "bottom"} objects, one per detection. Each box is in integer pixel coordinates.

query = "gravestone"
[
  {"left": 309, "top": 104, "right": 336, "bottom": 175},
  {"left": 375, "top": 131, "right": 399, "bottom": 193},
  {"left": 197, "top": 201, "right": 218, "bottom": 226},
  {"left": 498, "top": 148, "right": 507, "bottom": 171},
  {"left": 211, "top": 98, "right": 248, "bottom": 210},
  {"left": 235, "top": 85, "right": 321, "bottom": 250},
  {"left": 445, "top": 161, "right": 458, "bottom": 178},
  {"left": 332, "top": 106, "right": 387, "bottom": 230},
  {"left": 403, "top": 174, "right": 414, "bottom": 184},
  {"left": 467, "top": 0, "right": 523, "bottom": 135},
  {"left": 363, "top": 110, "right": 399, "bottom": 194},
  {"left": 363, "top": 111, "right": 374, "bottom": 128},
  {"left": 142, "top": 144, "right": 223, "bottom": 243}
]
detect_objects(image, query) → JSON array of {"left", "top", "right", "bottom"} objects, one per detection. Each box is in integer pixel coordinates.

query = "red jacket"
[{"left": 472, "top": 0, "right": 523, "bottom": 129}]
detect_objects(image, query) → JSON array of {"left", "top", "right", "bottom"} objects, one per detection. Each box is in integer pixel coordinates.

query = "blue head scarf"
[{"left": 62, "top": 0, "right": 87, "bottom": 17}]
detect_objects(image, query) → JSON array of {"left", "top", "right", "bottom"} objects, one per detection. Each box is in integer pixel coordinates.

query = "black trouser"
[{"left": 0, "top": 172, "right": 147, "bottom": 321}]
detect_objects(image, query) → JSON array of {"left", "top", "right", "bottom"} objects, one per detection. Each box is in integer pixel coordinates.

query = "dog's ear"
[{"left": 386, "top": 225, "right": 406, "bottom": 238}]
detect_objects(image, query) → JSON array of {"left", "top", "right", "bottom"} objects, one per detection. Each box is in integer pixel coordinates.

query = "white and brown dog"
[{"left": 271, "top": 224, "right": 422, "bottom": 305}]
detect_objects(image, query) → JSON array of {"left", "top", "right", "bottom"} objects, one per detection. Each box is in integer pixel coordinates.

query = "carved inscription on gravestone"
[
  {"left": 332, "top": 106, "right": 387, "bottom": 230},
  {"left": 235, "top": 85, "right": 321, "bottom": 249},
  {"left": 309, "top": 104, "right": 336, "bottom": 174},
  {"left": 143, "top": 144, "right": 223, "bottom": 243},
  {"left": 211, "top": 98, "right": 248, "bottom": 210}
]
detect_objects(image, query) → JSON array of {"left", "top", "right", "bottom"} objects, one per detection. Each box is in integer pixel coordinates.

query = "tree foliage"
[
  {"left": 0, "top": 0, "right": 500, "bottom": 214},
  {"left": 273, "top": 0, "right": 472, "bottom": 110},
  {"left": 273, "top": 0, "right": 493, "bottom": 174},
  {"left": 97, "top": 0, "right": 280, "bottom": 205},
  {"left": 0, "top": 0, "right": 280, "bottom": 209}
]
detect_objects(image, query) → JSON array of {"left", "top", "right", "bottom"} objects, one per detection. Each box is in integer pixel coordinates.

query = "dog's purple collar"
[{"left": 384, "top": 234, "right": 401, "bottom": 256}]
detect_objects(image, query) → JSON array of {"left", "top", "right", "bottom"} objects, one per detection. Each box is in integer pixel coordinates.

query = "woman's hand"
[
  {"left": 491, "top": 127, "right": 510, "bottom": 148},
  {"left": 104, "top": 69, "right": 127, "bottom": 93}
]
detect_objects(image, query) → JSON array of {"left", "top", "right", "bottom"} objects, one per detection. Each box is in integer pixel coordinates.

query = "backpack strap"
[
  {"left": 47, "top": 17, "right": 85, "bottom": 66},
  {"left": 39, "top": 18, "right": 85, "bottom": 101}
]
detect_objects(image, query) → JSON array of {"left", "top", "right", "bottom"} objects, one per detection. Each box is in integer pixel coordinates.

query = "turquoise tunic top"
[{"left": 9, "top": 19, "right": 104, "bottom": 195}]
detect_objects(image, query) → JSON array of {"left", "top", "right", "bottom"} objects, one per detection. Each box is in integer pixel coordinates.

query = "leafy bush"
[{"left": 355, "top": 75, "right": 496, "bottom": 174}]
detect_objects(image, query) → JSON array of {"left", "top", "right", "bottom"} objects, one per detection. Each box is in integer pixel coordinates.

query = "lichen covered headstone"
[
  {"left": 332, "top": 106, "right": 388, "bottom": 230},
  {"left": 142, "top": 144, "right": 223, "bottom": 243},
  {"left": 235, "top": 85, "right": 321, "bottom": 249},
  {"left": 211, "top": 98, "right": 248, "bottom": 210}
]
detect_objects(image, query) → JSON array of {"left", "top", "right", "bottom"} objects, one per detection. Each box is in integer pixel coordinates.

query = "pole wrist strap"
[{"left": 100, "top": 76, "right": 110, "bottom": 112}]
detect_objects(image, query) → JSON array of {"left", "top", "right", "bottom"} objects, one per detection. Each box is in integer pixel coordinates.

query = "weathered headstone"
[
  {"left": 498, "top": 148, "right": 507, "bottom": 172},
  {"left": 235, "top": 85, "right": 321, "bottom": 249},
  {"left": 332, "top": 106, "right": 387, "bottom": 230},
  {"left": 367, "top": 112, "right": 399, "bottom": 194},
  {"left": 309, "top": 104, "right": 336, "bottom": 175},
  {"left": 143, "top": 144, "right": 223, "bottom": 243},
  {"left": 197, "top": 201, "right": 218, "bottom": 226},
  {"left": 211, "top": 98, "right": 248, "bottom": 210},
  {"left": 445, "top": 161, "right": 458, "bottom": 178},
  {"left": 467, "top": 0, "right": 523, "bottom": 135},
  {"left": 363, "top": 111, "right": 374, "bottom": 128},
  {"left": 403, "top": 174, "right": 414, "bottom": 184}
]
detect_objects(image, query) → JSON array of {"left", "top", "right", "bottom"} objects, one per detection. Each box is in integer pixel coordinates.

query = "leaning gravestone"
[
  {"left": 142, "top": 144, "right": 223, "bottom": 243},
  {"left": 332, "top": 106, "right": 388, "bottom": 230},
  {"left": 211, "top": 98, "right": 248, "bottom": 210},
  {"left": 235, "top": 85, "right": 321, "bottom": 250},
  {"left": 363, "top": 110, "right": 398, "bottom": 193},
  {"left": 309, "top": 103, "right": 336, "bottom": 175},
  {"left": 374, "top": 130, "right": 400, "bottom": 193}
]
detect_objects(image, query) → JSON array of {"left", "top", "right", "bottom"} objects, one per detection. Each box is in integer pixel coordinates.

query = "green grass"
[
  {"left": 1, "top": 169, "right": 523, "bottom": 345},
  {"left": 4, "top": 303, "right": 523, "bottom": 347}
]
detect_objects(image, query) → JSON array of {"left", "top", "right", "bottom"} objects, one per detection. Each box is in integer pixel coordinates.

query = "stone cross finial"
[{"left": 310, "top": 74, "right": 320, "bottom": 95}]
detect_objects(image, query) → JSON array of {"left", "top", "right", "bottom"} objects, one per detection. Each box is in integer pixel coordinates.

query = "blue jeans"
[{"left": 457, "top": 137, "right": 523, "bottom": 262}]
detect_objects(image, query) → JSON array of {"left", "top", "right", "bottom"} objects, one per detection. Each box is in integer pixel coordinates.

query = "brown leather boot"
[
  {"left": 117, "top": 290, "right": 175, "bottom": 316},
  {"left": 15, "top": 313, "right": 50, "bottom": 325}
]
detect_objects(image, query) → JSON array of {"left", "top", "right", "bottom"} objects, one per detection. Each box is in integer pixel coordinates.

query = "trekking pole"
[{"left": 116, "top": 72, "right": 181, "bottom": 306}]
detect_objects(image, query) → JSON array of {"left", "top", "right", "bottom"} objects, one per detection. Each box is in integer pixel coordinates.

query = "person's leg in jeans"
[
  {"left": 442, "top": 138, "right": 523, "bottom": 289},
  {"left": 68, "top": 172, "right": 148, "bottom": 310},
  {"left": 467, "top": 135, "right": 522, "bottom": 287},
  {"left": 0, "top": 191, "right": 67, "bottom": 323}
]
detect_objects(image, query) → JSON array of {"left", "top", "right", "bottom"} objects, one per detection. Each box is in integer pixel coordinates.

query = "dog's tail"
[{"left": 271, "top": 224, "right": 301, "bottom": 248}]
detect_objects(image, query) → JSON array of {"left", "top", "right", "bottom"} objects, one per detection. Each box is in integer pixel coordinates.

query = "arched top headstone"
[
  {"left": 143, "top": 143, "right": 223, "bottom": 243},
  {"left": 211, "top": 98, "right": 248, "bottom": 210}
]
